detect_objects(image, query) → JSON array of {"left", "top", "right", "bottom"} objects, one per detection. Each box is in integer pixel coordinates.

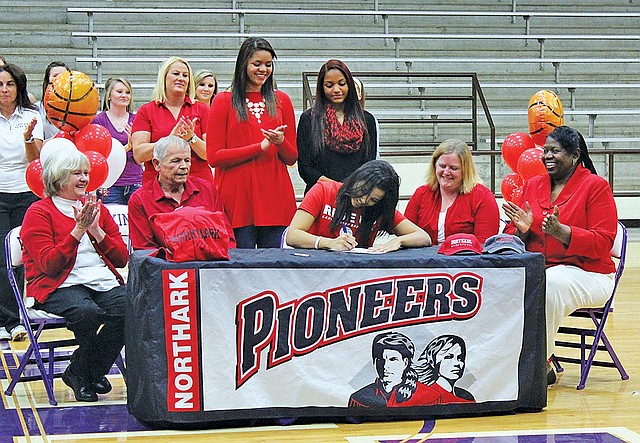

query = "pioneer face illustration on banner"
[
  {"left": 349, "top": 332, "right": 475, "bottom": 408},
  {"left": 189, "top": 267, "right": 526, "bottom": 411}
]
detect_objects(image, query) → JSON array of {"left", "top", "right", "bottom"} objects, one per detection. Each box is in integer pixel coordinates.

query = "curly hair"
[{"left": 414, "top": 334, "right": 467, "bottom": 385}]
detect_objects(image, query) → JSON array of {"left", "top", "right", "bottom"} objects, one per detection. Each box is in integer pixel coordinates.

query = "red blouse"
[{"left": 132, "top": 98, "right": 212, "bottom": 183}]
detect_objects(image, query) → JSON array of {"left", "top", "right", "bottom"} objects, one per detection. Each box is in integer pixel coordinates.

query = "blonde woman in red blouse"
[{"left": 405, "top": 139, "right": 499, "bottom": 245}]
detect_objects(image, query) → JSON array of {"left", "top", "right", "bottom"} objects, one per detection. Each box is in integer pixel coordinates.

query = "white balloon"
[
  {"left": 102, "top": 138, "right": 127, "bottom": 188},
  {"left": 39, "top": 138, "right": 77, "bottom": 164}
]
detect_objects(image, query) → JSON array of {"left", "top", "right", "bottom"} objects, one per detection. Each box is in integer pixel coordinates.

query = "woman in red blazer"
[{"left": 503, "top": 126, "right": 617, "bottom": 384}]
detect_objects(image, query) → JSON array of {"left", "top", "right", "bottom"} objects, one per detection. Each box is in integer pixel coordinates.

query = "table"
[{"left": 125, "top": 247, "right": 547, "bottom": 428}]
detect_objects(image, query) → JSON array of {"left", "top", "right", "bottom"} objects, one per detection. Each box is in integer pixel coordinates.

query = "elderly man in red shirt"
[{"left": 128, "top": 135, "right": 230, "bottom": 250}]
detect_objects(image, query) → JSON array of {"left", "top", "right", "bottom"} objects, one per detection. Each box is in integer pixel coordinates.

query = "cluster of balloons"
[
  {"left": 26, "top": 70, "right": 127, "bottom": 198},
  {"left": 500, "top": 90, "right": 565, "bottom": 203}
]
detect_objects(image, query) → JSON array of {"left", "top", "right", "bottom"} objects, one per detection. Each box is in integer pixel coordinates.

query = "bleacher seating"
[{"left": 1, "top": 0, "right": 638, "bottom": 214}]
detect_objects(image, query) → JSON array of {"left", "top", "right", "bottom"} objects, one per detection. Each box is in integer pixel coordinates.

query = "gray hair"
[
  {"left": 42, "top": 148, "right": 90, "bottom": 197},
  {"left": 153, "top": 135, "right": 190, "bottom": 162}
]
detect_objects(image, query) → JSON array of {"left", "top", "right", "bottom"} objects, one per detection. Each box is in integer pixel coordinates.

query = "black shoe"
[
  {"left": 62, "top": 367, "right": 98, "bottom": 402},
  {"left": 547, "top": 364, "right": 557, "bottom": 386},
  {"left": 92, "top": 376, "right": 112, "bottom": 395}
]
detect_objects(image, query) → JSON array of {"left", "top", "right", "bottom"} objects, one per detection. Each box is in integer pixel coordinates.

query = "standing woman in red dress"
[{"left": 207, "top": 38, "right": 297, "bottom": 248}]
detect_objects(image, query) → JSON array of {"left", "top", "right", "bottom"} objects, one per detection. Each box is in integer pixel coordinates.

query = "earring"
[{"left": 572, "top": 158, "right": 577, "bottom": 166}]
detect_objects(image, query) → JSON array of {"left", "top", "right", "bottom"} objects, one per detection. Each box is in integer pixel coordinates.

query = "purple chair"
[
  {"left": 3, "top": 227, "right": 125, "bottom": 405},
  {"left": 551, "top": 221, "right": 629, "bottom": 390}
]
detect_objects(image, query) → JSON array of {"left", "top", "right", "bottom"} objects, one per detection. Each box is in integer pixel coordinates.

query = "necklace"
[
  {"left": 107, "top": 110, "right": 129, "bottom": 132},
  {"left": 246, "top": 98, "right": 266, "bottom": 123}
]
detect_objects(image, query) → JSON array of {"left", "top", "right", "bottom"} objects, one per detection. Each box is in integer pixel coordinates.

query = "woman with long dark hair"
[
  {"left": 0, "top": 63, "right": 43, "bottom": 341},
  {"left": 503, "top": 126, "right": 617, "bottom": 384},
  {"left": 207, "top": 37, "right": 297, "bottom": 249},
  {"left": 297, "top": 59, "right": 377, "bottom": 194},
  {"left": 286, "top": 160, "right": 430, "bottom": 252}
]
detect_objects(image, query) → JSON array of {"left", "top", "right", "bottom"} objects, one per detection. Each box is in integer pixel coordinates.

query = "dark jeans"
[
  {"left": 0, "top": 191, "right": 39, "bottom": 330},
  {"left": 35, "top": 285, "right": 126, "bottom": 381},
  {"left": 234, "top": 225, "right": 286, "bottom": 249},
  {"left": 100, "top": 184, "right": 141, "bottom": 205}
]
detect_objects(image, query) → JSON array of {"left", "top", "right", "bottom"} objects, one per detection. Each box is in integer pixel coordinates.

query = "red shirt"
[
  {"left": 206, "top": 90, "right": 297, "bottom": 228},
  {"left": 405, "top": 183, "right": 499, "bottom": 244},
  {"left": 429, "top": 383, "right": 475, "bottom": 404},
  {"left": 128, "top": 176, "right": 229, "bottom": 250},
  {"left": 387, "top": 382, "right": 443, "bottom": 407},
  {"left": 21, "top": 198, "right": 129, "bottom": 303},
  {"left": 299, "top": 181, "right": 405, "bottom": 248},
  {"left": 131, "top": 98, "right": 212, "bottom": 183},
  {"left": 504, "top": 164, "right": 616, "bottom": 274}
]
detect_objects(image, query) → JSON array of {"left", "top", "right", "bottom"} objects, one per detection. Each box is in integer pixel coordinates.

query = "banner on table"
[{"left": 187, "top": 266, "right": 526, "bottom": 411}]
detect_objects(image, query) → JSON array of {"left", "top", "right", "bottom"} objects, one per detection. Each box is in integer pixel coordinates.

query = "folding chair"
[
  {"left": 551, "top": 221, "right": 629, "bottom": 390},
  {"left": 3, "top": 227, "right": 125, "bottom": 405}
]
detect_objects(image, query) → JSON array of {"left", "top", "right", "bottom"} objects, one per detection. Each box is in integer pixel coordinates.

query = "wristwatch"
[
  {"left": 188, "top": 135, "right": 197, "bottom": 143},
  {"left": 24, "top": 136, "right": 35, "bottom": 143}
]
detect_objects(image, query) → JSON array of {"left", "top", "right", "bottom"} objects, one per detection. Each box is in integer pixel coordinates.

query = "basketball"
[
  {"left": 528, "top": 90, "right": 564, "bottom": 146},
  {"left": 43, "top": 70, "right": 99, "bottom": 132}
]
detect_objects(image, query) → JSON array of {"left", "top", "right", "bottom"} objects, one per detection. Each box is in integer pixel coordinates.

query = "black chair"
[{"left": 551, "top": 221, "right": 629, "bottom": 390}]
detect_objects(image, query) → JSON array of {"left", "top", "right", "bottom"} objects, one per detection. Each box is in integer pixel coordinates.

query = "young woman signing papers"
[{"left": 286, "top": 160, "right": 430, "bottom": 252}]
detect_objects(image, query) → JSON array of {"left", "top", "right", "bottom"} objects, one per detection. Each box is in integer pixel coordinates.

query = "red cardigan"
[
  {"left": 405, "top": 183, "right": 499, "bottom": 244},
  {"left": 21, "top": 198, "right": 129, "bottom": 303},
  {"left": 504, "top": 164, "right": 616, "bottom": 274},
  {"left": 206, "top": 90, "right": 297, "bottom": 228}
]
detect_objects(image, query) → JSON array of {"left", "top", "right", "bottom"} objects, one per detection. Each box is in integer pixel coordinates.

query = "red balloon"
[
  {"left": 530, "top": 130, "right": 549, "bottom": 147},
  {"left": 84, "top": 151, "right": 109, "bottom": 192},
  {"left": 502, "top": 132, "right": 535, "bottom": 172},
  {"left": 75, "top": 124, "right": 112, "bottom": 159},
  {"left": 26, "top": 159, "right": 45, "bottom": 198},
  {"left": 54, "top": 130, "right": 75, "bottom": 141},
  {"left": 500, "top": 172, "right": 524, "bottom": 203},
  {"left": 511, "top": 187, "right": 523, "bottom": 206},
  {"left": 517, "top": 147, "right": 547, "bottom": 181}
]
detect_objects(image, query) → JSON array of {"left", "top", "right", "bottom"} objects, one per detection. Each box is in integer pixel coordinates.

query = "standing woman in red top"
[
  {"left": 405, "top": 139, "right": 499, "bottom": 245},
  {"left": 131, "top": 56, "right": 211, "bottom": 184},
  {"left": 207, "top": 38, "right": 297, "bottom": 249},
  {"left": 503, "top": 126, "right": 617, "bottom": 382}
]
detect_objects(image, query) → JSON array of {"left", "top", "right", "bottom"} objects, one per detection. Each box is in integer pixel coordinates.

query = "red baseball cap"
[{"left": 438, "top": 233, "right": 483, "bottom": 256}]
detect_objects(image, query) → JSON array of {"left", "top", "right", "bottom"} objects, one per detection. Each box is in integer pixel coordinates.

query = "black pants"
[
  {"left": 233, "top": 225, "right": 286, "bottom": 249},
  {"left": 36, "top": 285, "right": 126, "bottom": 381},
  {"left": 0, "top": 191, "right": 39, "bottom": 331}
]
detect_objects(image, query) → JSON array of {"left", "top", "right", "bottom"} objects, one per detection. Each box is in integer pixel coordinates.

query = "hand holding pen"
[{"left": 330, "top": 223, "right": 357, "bottom": 251}]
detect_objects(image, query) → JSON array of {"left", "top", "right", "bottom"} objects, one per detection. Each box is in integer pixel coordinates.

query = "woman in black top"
[{"left": 297, "top": 59, "right": 378, "bottom": 194}]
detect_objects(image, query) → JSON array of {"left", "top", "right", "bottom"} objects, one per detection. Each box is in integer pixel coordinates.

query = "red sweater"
[
  {"left": 21, "top": 198, "right": 129, "bottom": 303},
  {"left": 405, "top": 183, "right": 499, "bottom": 244},
  {"left": 206, "top": 90, "right": 297, "bottom": 228},
  {"left": 504, "top": 164, "right": 616, "bottom": 274}
]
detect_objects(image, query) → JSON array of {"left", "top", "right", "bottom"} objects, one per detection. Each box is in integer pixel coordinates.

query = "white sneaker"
[
  {"left": 0, "top": 327, "right": 10, "bottom": 340},
  {"left": 10, "top": 325, "right": 27, "bottom": 341}
]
